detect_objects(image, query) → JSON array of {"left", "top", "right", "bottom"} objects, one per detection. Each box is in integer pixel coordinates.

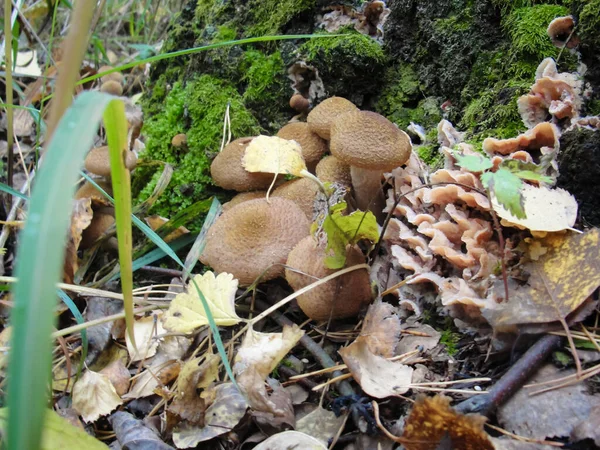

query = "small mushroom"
[
  {"left": 290, "top": 94, "right": 310, "bottom": 113},
  {"left": 200, "top": 198, "right": 310, "bottom": 286},
  {"left": 210, "top": 137, "right": 276, "bottom": 192},
  {"left": 315, "top": 155, "right": 351, "bottom": 186},
  {"left": 80, "top": 207, "right": 115, "bottom": 249},
  {"left": 307, "top": 96, "right": 358, "bottom": 140},
  {"left": 98, "top": 65, "right": 124, "bottom": 84},
  {"left": 74, "top": 180, "right": 113, "bottom": 206},
  {"left": 276, "top": 122, "right": 327, "bottom": 172},
  {"left": 171, "top": 133, "right": 188, "bottom": 148},
  {"left": 330, "top": 110, "right": 412, "bottom": 217},
  {"left": 547, "top": 16, "right": 579, "bottom": 49},
  {"left": 85, "top": 146, "right": 137, "bottom": 177},
  {"left": 272, "top": 178, "right": 320, "bottom": 219},
  {"left": 285, "top": 236, "right": 372, "bottom": 320},
  {"left": 100, "top": 80, "right": 123, "bottom": 96}
]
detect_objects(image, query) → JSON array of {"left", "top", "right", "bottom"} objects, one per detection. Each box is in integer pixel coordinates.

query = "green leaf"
[
  {"left": 500, "top": 159, "right": 553, "bottom": 183},
  {"left": 481, "top": 168, "right": 526, "bottom": 219},
  {"left": 322, "top": 202, "right": 379, "bottom": 269},
  {"left": 452, "top": 151, "right": 493, "bottom": 173}
]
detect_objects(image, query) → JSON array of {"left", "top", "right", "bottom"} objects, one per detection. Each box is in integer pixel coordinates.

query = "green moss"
[
  {"left": 241, "top": 50, "right": 285, "bottom": 105},
  {"left": 136, "top": 76, "right": 261, "bottom": 217},
  {"left": 578, "top": 0, "right": 600, "bottom": 43},
  {"left": 377, "top": 64, "right": 422, "bottom": 111},
  {"left": 434, "top": 14, "right": 472, "bottom": 33},
  {"left": 503, "top": 4, "right": 569, "bottom": 59},
  {"left": 416, "top": 144, "right": 444, "bottom": 168},
  {"left": 213, "top": 24, "right": 238, "bottom": 42},
  {"left": 300, "top": 31, "right": 386, "bottom": 66},
  {"left": 440, "top": 329, "right": 461, "bottom": 356},
  {"left": 247, "top": 0, "right": 315, "bottom": 35}
]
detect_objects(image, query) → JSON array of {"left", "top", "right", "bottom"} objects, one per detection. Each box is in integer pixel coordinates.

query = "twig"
[{"left": 139, "top": 265, "right": 184, "bottom": 278}]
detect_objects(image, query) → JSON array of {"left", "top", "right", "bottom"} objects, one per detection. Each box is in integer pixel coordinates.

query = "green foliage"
[
  {"left": 452, "top": 152, "right": 493, "bottom": 172},
  {"left": 416, "top": 144, "right": 444, "bottom": 168},
  {"left": 241, "top": 49, "right": 286, "bottom": 105},
  {"left": 300, "top": 31, "right": 386, "bottom": 66},
  {"left": 577, "top": 0, "right": 600, "bottom": 43},
  {"left": 319, "top": 202, "right": 379, "bottom": 269},
  {"left": 440, "top": 329, "right": 461, "bottom": 356},
  {"left": 136, "top": 76, "right": 261, "bottom": 217},
  {"left": 247, "top": 0, "right": 315, "bottom": 35},
  {"left": 503, "top": 4, "right": 568, "bottom": 59}
]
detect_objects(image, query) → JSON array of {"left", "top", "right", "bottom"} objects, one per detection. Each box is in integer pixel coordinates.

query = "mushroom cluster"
[{"left": 202, "top": 96, "right": 413, "bottom": 320}]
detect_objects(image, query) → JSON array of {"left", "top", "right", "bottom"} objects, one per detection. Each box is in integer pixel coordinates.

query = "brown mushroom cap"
[
  {"left": 330, "top": 110, "right": 412, "bottom": 170},
  {"left": 84, "top": 146, "right": 137, "bottom": 177},
  {"left": 100, "top": 80, "right": 123, "bottom": 96},
  {"left": 80, "top": 208, "right": 115, "bottom": 249},
  {"left": 99, "top": 65, "right": 124, "bottom": 84},
  {"left": 74, "top": 180, "right": 113, "bottom": 206},
  {"left": 222, "top": 191, "right": 267, "bottom": 211},
  {"left": 290, "top": 94, "right": 310, "bottom": 112},
  {"left": 200, "top": 197, "right": 310, "bottom": 286},
  {"left": 315, "top": 155, "right": 351, "bottom": 185},
  {"left": 276, "top": 122, "right": 328, "bottom": 171},
  {"left": 171, "top": 133, "right": 188, "bottom": 148},
  {"left": 272, "top": 178, "right": 319, "bottom": 219},
  {"left": 210, "top": 137, "right": 276, "bottom": 192},
  {"left": 285, "top": 236, "right": 372, "bottom": 320},
  {"left": 307, "top": 97, "right": 358, "bottom": 140}
]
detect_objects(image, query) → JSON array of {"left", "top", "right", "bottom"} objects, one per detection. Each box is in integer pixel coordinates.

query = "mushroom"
[
  {"left": 98, "top": 65, "right": 124, "bottom": 84},
  {"left": 307, "top": 96, "right": 358, "bottom": 140},
  {"left": 547, "top": 16, "right": 579, "bottom": 49},
  {"left": 85, "top": 146, "right": 137, "bottom": 177},
  {"left": 210, "top": 137, "right": 276, "bottom": 192},
  {"left": 315, "top": 155, "right": 351, "bottom": 186},
  {"left": 222, "top": 191, "right": 267, "bottom": 211},
  {"left": 80, "top": 206, "right": 115, "bottom": 249},
  {"left": 74, "top": 180, "right": 113, "bottom": 206},
  {"left": 285, "top": 236, "right": 372, "bottom": 320},
  {"left": 289, "top": 94, "right": 310, "bottom": 113},
  {"left": 171, "top": 133, "right": 188, "bottom": 149},
  {"left": 272, "top": 178, "right": 320, "bottom": 219},
  {"left": 200, "top": 197, "right": 310, "bottom": 286},
  {"left": 276, "top": 122, "right": 328, "bottom": 172},
  {"left": 330, "top": 110, "right": 412, "bottom": 217},
  {"left": 100, "top": 80, "right": 123, "bottom": 96}
]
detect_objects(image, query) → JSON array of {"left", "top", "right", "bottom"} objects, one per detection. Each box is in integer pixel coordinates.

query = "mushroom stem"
[{"left": 350, "top": 166, "right": 386, "bottom": 220}]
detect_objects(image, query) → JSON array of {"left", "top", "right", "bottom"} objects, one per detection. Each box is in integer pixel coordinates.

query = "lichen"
[{"left": 135, "top": 76, "right": 261, "bottom": 217}]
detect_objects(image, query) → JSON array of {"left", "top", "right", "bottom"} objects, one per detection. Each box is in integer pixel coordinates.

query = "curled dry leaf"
[
  {"left": 491, "top": 185, "right": 577, "bottom": 232},
  {"left": 172, "top": 383, "right": 248, "bottom": 449},
  {"left": 483, "top": 228, "right": 600, "bottom": 331},
  {"left": 242, "top": 135, "right": 307, "bottom": 176},
  {"left": 99, "top": 358, "right": 131, "bottom": 397},
  {"left": 401, "top": 395, "right": 493, "bottom": 450},
  {"left": 110, "top": 411, "right": 174, "bottom": 450},
  {"left": 252, "top": 431, "right": 327, "bottom": 450},
  {"left": 163, "top": 272, "right": 242, "bottom": 333},
  {"left": 145, "top": 215, "right": 190, "bottom": 243},
  {"left": 295, "top": 406, "right": 346, "bottom": 446},
  {"left": 72, "top": 370, "right": 123, "bottom": 423},
  {"left": 360, "top": 301, "right": 402, "bottom": 358},
  {"left": 339, "top": 336, "right": 413, "bottom": 399},
  {"left": 125, "top": 313, "right": 165, "bottom": 362},
  {"left": 64, "top": 198, "right": 93, "bottom": 284}
]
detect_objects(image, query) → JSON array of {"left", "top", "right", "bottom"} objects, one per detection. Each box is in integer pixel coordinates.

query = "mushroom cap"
[
  {"left": 272, "top": 178, "right": 319, "bottom": 219},
  {"left": 200, "top": 197, "right": 310, "bottom": 286},
  {"left": 84, "top": 146, "right": 137, "bottom": 177},
  {"left": 290, "top": 94, "right": 310, "bottom": 112},
  {"left": 307, "top": 96, "right": 358, "bottom": 140},
  {"left": 276, "top": 122, "right": 328, "bottom": 171},
  {"left": 74, "top": 180, "right": 113, "bottom": 206},
  {"left": 99, "top": 65, "right": 124, "bottom": 84},
  {"left": 285, "top": 236, "right": 372, "bottom": 320},
  {"left": 315, "top": 155, "right": 351, "bottom": 185},
  {"left": 80, "top": 208, "right": 115, "bottom": 249},
  {"left": 100, "top": 80, "right": 123, "bottom": 96},
  {"left": 222, "top": 191, "right": 267, "bottom": 211},
  {"left": 210, "top": 137, "right": 276, "bottom": 192},
  {"left": 330, "top": 110, "right": 412, "bottom": 170},
  {"left": 171, "top": 133, "right": 188, "bottom": 148}
]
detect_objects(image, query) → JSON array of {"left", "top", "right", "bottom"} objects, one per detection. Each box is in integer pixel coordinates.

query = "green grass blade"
[
  {"left": 7, "top": 91, "right": 128, "bottom": 450},
  {"left": 0, "top": 181, "right": 28, "bottom": 200},
  {"left": 103, "top": 99, "right": 135, "bottom": 348},
  {"left": 56, "top": 289, "right": 87, "bottom": 380}
]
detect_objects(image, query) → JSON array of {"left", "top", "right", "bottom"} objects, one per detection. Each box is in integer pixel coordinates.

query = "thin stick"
[
  {"left": 485, "top": 423, "right": 563, "bottom": 447},
  {"left": 4, "top": 0, "right": 14, "bottom": 192}
]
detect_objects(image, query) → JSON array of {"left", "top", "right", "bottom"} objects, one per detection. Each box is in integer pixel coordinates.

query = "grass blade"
[
  {"left": 7, "top": 91, "right": 128, "bottom": 450},
  {"left": 56, "top": 289, "right": 88, "bottom": 380},
  {"left": 0, "top": 181, "right": 28, "bottom": 200}
]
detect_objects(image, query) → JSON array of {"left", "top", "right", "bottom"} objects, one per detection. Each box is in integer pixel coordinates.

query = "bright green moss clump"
[
  {"left": 247, "top": 0, "right": 315, "bottom": 35},
  {"left": 300, "top": 31, "right": 386, "bottom": 66},
  {"left": 136, "top": 76, "right": 261, "bottom": 217}
]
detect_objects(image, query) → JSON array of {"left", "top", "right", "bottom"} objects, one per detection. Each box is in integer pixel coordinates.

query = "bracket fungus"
[
  {"left": 285, "top": 236, "right": 372, "bottom": 321},
  {"left": 200, "top": 198, "right": 310, "bottom": 286},
  {"left": 330, "top": 110, "right": 412, "bottom": 216}
]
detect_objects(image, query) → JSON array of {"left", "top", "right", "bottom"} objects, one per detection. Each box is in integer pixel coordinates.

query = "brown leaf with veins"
[
  {"left": 483, "top": 228, "right": 600, "bottom": 332},
  {"left": 63, "top": 198, "right": 93, "bottom": 284},
  {"left": 72, "top": 370, "right": 123, "bottom": 423},
  {"left": 401, "top": 395, "right": 493, "bottom": 450},
  {"left": 360, "top": 301, "right": 401, "bottom": 357}
]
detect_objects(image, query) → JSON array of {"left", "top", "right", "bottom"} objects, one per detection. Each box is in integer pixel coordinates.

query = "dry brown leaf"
[
  {"left": 169, "top": 353, "right": 219, "bottom": 424},
  {"left": 125, "top": 313, "right": 165, "bottom": 362},
  {"left": 64, "top": 198, "right": 93, "bottom": 284},
  {"left": 401, "top": 395, "right": 493, "bottom": 450},
  {"left": 483, "top": 228, "right": 600, "bottom": 331},
  {"left": 339, "top": 336, "right": 413, "bottom": 399},
  {"left": 172, "top": 383, "right": 248, "bottom": 449},
  {"left": 251, "top": 379, "right": 296, "bottom": 433},
  {"left": 295, "top": 406, "right": 346, "bottom": 446},
  {"left": 72, "top": 370, "right": 123, "bottom": 423},
  {"left": 396, "top": 324, "right": 441, "bottom": 355},
  {"left": 99, "top": 358, "right": 131, "bottom": 396},
  {"left": 252, "top": 431, "right": 327, "bottom": 450},
  {"left": 360, "top": 302, "right": 402, "bottom": 358},
  {"left": 123, "top": 358, "right": 181, "bottom": 400},
  {"left": 144, "top": 215, "right": 190, "bottom": 243}
]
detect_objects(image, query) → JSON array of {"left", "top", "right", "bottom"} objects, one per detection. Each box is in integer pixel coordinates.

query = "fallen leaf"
[
  {"left": 99, "top": 358, "right": 131, "bottom": 396},
  {"left": 72, "top": 370, "right": 123, "bottom": 422},
  {"left": 126, "top": 313, "right": 165, "bottom": 362},
  {"left": 123, "top": 358, "right": 181, "bottom": 400},
  {"left": 339, "top": 336, "right": 413, "bottom": 398},
  {"left": 396, "top": 324, "right": 441, "bottom": 355},
  {"left": 110, "top": 411, "right": 174, "bottom": 450},
  {"left": 482, "top": 168, "right": 524, "bottom": 219},
  {"left": 145, "top": 215, "right": 190, "bottom": 243},
  {"left": 401, "top": 395, "right": 493, "bottom": 450},
  {"left": 251, "top": 379, "right": 296, "bottom": 433},
  {"left": 492, "top": 184, "right": 577, "bottom": 232},
  {"left": 295, "top": 406, "right": 346, "bottom": 446},
  {"left": 242, "top": 135, "right": 307, "bottom": 176},
  {"left": 172, "top": 383, "right": 248, "bottom": 448},
  {"left": 169, "top": 353, "right": 219, "bottom": 424},
  {"left": 0, "top": 408, "right": 109, "bottom": 449},
  {"left": 360, "top": 301, "right": 402, "bottom": 358},
  {"left": 252, "top": 431, "right": 327, "bottom": 450},
  {"left": 285, "top": 384, "right": 309, "bottom": 405},
  {"left": 483, "top": 228, "right": 600, "bottom": 331},
  {"left": 497, "top": 365, "right": 600, "bottom": 444},
  {"left": 64, "top": 198, "right": 93, "bottom": 284},
  {"left": 163, "top": 272, "right": 242, "bottom": 333}
]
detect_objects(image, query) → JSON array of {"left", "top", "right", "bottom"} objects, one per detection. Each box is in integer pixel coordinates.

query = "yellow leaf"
[
  {"left": 72, "top": 370, "right": 123, "bottom": 423},
  {"left": 125, "top": 313, "right": 165, "bottom": 362},
  {"left": 163, "top": 272, "right": 242, "bottom": 333},
  {"left": 242, "top": 135, "right": 307, "bottom": 176}
]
